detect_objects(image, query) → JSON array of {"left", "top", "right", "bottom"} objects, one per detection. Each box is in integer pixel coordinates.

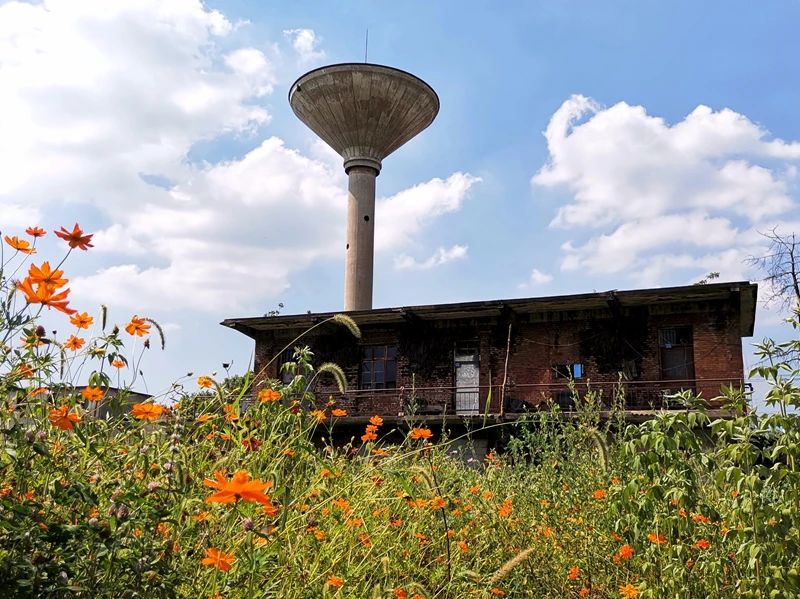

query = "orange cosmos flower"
[
  {"left": 409, "top": 427, "right": 433, "bottom": 441},
  {"left": 489, "top": 589, "right": 505, "bottom": 597},
  {"left": 82, "top": 386, "right": 103, "bottom": 402},
  {"left": 28, "top": 261, "right": 67, "bottom": 291},
  {"left": 619, "top": 583, "right": 640, "bottom": 598},
  {"left": 69, "top": 311, "right": 94, "bottom": 329},
  {"left": 618, "top": 544, "right": 634, "bottom": 560},
  {"left": 125, "top": 315, "right": 150, "bottom": 337},
  {"left": 4, "top": 235, "right": 35, "bottom": 254},
  {"left": 691, "top": 513, "right": 711, "bottom": 524},
  {"left": 196, "top": 414, "right": 212, "bottom": 424},
  {"left": 330, "top": 408, "right": 347, "bottom": 417},
  {"left": 310, "top": 409, "right": 327, "bottom": 422},
  {"left": 258, "top": 388, "right": 281, "bottom": 402},
  {"left": 593, "top": 489, "right": 607, "bottom": 500},
  {"left": 693, "top": 538, "right": 711, "bottom": 550},
  {"left": 326, "top": 575, "right": 344, "bottom": 588},
  {"left": 369, "top": 415, "right": 384, "bottom": 426},
  {"left": 131, "top": 402, "right": 166, "bottom": 421},
  {"left": 111, "top": 358, "right": 125, "bottom": 369},
  {"left": 204, "top": 470, "right": 273, "bottom": 505},
  {"left": 430, "top": 496, "right": 447, "bottom": 510},
  {"left": 647, "top": 532, "right": 667, "bottom": 545},
  {"left": 16, "top": 277, "right": 75, "bottom": 314},
  {"left": 49, "top": 405, "right": 81, "bottom": 430},
  {"left": 64, "top": 335, "right": 85, "bottom": 351},
  {"left": 54, "top": 223, "right": 94, "bottom": 250},
  {"left": 394, "top": 589, "right": 407, "bottom": 599},
  {"left": 498, "top": 498, "right": 513, "bottom": 518},
  {"left": 281, "top": 447, "right": 296, "bottom": 457},
  {"left": 201, "top": 547, "right": 234, "bottom": 572},
  {"left": 25, "top": 226, "right": 46, "bottom": 237},
  {"left": 223, "top": 404, "right": 238, "bottom": 422},
  {"left": 197, "top": 376, "right": 214, "bottom": 388},
  {"left": 579, "top": 588, "right": 590, "bottom": 598},
  {"left": 568, "top": 566, "right": 580, "bottom": 580}
]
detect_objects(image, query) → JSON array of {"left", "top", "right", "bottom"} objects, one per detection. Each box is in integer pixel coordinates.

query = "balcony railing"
[{"left": 320, "top": 378, "right": 745, "bottom": 417}]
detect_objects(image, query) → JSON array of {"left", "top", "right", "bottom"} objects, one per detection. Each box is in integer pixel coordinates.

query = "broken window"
[
  {"left": 659, "top": 326, "right": 694, "bottom": 381},
  {"left": 361, "top": 345, "right": 397, "bottom": 390}
]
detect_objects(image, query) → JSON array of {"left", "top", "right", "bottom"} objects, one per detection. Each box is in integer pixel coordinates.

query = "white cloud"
[
  {"left": 526, "top": 268, "right": 554, "bottom": 286},
  {"left": 283, "top": 28, "right": 326, "bottom": 64},
  {"left": 533, "top": 96, "right": 800, "bottom": 284},
  {"left": 1, "top": 2, "right": 478, "bottom": 314},
  {"left": 394, "top": 245, "right": 468, "bottom": 270}
]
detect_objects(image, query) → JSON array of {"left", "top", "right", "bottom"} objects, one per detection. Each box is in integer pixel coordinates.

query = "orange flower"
[
  {"left": 326, "top": 575, "right": 344, "bottom": 588},
  {"left": 263, "top": 498, "right": 280, "bottom": 518},
  {"left": 223, "top": 404, "right": 238, "bottom": 422},
  {"left": 619, "top": 583, "right": 639, "bottom": 598},
  {"left": 281, "top": 447, "right": 296, "bottom": 457},
  {"left": 197, "top": 376, "right": 214, "bottom": 388},
  {"left": 49, "top": 405, "right": 81, "bottom": 430},
  {"left": 332, "top": 498, "right": 351, "bottom": 512},
  {"left": 82, "top": 386, "right": 103, "bottom": 402},
  {"left": 331, "top": 408, "right": 347, "bottom": 417},
  {"left": 204, "top": 470, "right": 273, "bottom": 505},
  {"left": 196, "top": 414, "right": 212, "bottom": 424},
  {"left": 618, "top": 544, "right": 634, "bottom": 560},
  {"left": 456, "top": 540, "right": 469, "bottom": 553},
  {"left": 361, "top": 426, "right": 378, "bottom": 442},
  {"left": 16, "top": 277, "right": 75, "bottom": 314},
  {"left": 489, "top": 589, "right": 505, "bottom": 597},
  {"left": 131, "top": 402, "right": 166, "bottom": 421},
  {"left": 430, "top": 496, "right": 447, "bottom": 510},
  {"left": 310, "top": 409, "right": 327, "bottom": 422},
  {"left": 111, "top": 358, "right": 125, "bottom": 369},
  {"left": 394, "top": 589, "right": 407, "bottom": 599},
  {"left": 28, "top": 262, "right": 67, "bottom": 291},
  {"left": 647, "top": 532, "right": 667, "bottom": 545},
  {"left": 258, "top": 388, "right": 281, "bottom": 402},
  {"left": 125, "top": 315, "right": 150, "bottom": 337},
  {"left": 54, "top": 223, "right": 94, "bottom": 250},
  {"left": 409, "top": 427, "right": 433, "bottom": 441},
  {"left": 4, "top": 235, "right": 36, "bottom": 254},
  {"left": 25, "top": 226, "right": 46, "bottom": 237},
  {"left": 63, "top": 335, "right": 85, "bottom": 351},
  {"left": 369, "top": 415, "right": 384, "bottom": 426},
  {"left": 693, "top": 538, "right": 711, "bottom": 550},
  {"left": 498, "top": 498, "right": 513, "bottom": 518},
  {"left": 691, "top": 513, "right": 711, "bottom": 524},
  {"left": 579, "top": 588, "right": 590, "bottom": 598},
  {"left": 70, "top": 311, "right": 94, "bottom": 329},
  {"left": 568, "top": 566, "right": 580, "bottom": 580},
  {"left": 194, "top": 511, "right": 210, "bottom": 522},
  {"left": 201, "top": 547, "right": 234, "bottom": 572},
  {"left": 593, "top": 489, "right": 607, "bottom": 500}
]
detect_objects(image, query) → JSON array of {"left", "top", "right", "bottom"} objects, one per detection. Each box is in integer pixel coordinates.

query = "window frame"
[{"left": 360, "top": 345, "right": 398, "bottom": 390}]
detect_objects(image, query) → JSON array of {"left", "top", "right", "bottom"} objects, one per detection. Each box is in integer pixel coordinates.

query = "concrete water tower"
[{"left": 289, "top": 63, "right": 439, "bottom": 311}]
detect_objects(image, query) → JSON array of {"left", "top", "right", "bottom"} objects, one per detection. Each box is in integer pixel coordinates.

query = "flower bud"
[
  {"left": 243, "top": 518, "right": 254, "bottom": 531},
  {"left": 163, "top": 462, "right": 173, "bottom": 472}
]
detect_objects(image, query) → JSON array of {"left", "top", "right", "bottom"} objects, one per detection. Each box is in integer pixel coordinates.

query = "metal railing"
[{"left": 321, "top": 378, "right": 745, "bottom": 417}]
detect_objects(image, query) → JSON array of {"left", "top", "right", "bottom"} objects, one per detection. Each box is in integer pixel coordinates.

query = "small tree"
[{"left": 747, "top": 228, "right": 800, "bottom": 311}]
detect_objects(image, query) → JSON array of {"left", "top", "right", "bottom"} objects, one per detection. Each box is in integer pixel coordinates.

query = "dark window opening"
[
  {"left": 659, "top": 326, "right": 694, "bottom": 381},
  {"left": 554, "top": 363, "right": 583, "bottom": 380},
  {"left": 278, "top": 347, "right": 295, "bottom": 385},
  {"left": 361, "top": 345, "right": 397, "bottom": 390}
]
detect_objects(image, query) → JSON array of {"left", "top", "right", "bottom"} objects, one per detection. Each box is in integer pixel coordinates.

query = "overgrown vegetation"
[{"left": 1, "top": 226, "right": 799, "bottom": 598}]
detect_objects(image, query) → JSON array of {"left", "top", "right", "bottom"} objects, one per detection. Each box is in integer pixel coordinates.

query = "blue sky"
[{"left": 1, "top": 0, "right": 798, "bottom": 405}]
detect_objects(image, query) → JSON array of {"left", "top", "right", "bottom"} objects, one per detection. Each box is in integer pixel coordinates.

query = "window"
[
  {"left": 659, "top": 326, "right": 694, "bottom": 381},
  {"left": 361, "top": 346, "right": 397, "bottom": 390},
  {"left": 278, "top": 347, "right": 295, "bottom": 385},
  {"left": 554, "top": 363, "right": 584, "bottom": 380}
]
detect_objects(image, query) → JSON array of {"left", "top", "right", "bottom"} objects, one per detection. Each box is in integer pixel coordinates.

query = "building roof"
[{"left": 222, "top": 281, "right": 758, "bottom": 339}]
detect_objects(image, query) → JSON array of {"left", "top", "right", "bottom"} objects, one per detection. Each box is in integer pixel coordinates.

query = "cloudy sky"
[{"left": 2, "top": 0, "right": 798, "bottom": 402}]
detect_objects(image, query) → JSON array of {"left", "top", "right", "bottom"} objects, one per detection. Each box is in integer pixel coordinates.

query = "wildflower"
[
  {"left": 310, "top": 409, "right": 327, "bottom": 422},
  {"left": 394, "top": 589, "right": 407, "bottom": 599},
  {"left": 686, "top": 558, "right": 695, "bottom": 569},
  {"left": 469, "top": 485, "right": 480, "bottom": 494},
  {"left": 131, "top": 402, "right": 166, "bottom": 421},
  {"left": 498, "top": 499, "right": 513, "bottom": 518},
  {"left": 194, "top": 512, "right": 210, "bottom": 522},
  {"left": 125, "top": 315, "right": 150, "bottom": 337},
  {"left": 28, "top": 262, "right": 67, "bottom": 291},
  {"left": 64, "top": 335, "right": 85, "bottom": 351},
  {"left": 618, "top": 544, "right": 634, "bottom": 560},
  {"left": 647, "top": 532, "right": 667, "bottom": 545},
  {"left": 281, "top": 447, "right": 296, "bottom": 457},
  {"left": 4, "top": 235, "right": 36, "bottom": 254},
  {"left": 204, "top": 470, "right": 273, "bottom": 505},
  {"left": 111, "top": 359, "right": 125, "bottom": 369},
  {"left": 263, "top": 498, "right": 279, "bottom": 518},
  {"left": 197, "top": 376, "right": 214, "bottom": 388},
  {"left": 16, "top": 277, "right": 75, "bottom": 314},
  {"left": 593, "top": 489, "right": 607, "bottom": 500},
  {"left": 389, "top": 518, "right": 403, "bottom": 527},
  {"left": 54, "top": 223, "right": 94, "bottom": 250},
  {"left": 619, "top": 583, "right": 639, "bottom": 598},
  {"left": 431, "top": 496, "right": 447, "bottom": 510},
  {"left": 224, "top": 404, "right": 238, "bottom": 422},
  {"left": 196, "top": 414, "right": 211, "bottom": 424},
  {"left": 332, "top": 498, "right": 351, "bottom": 512},
  {"left": 579, "top": 588, "right": 590, "bottom": 598},
  {"left": 258, "top": 389, "right": 281, "bottom": 402},
  {"left": 313, "top": 529, "right": 327, "bottom": 541},
  {"left": 242, "top": 437, "right": 262, "bottom": 452},
  {"left": 369, "top": 415, "right": 384, "bottom": 426},
  {"left": 326, "top": 575, "right": 344, "bottom": 588},
  {"left": 372, "top": 447, "right": 388, "bottom": 456},
  {"left": 49, "top": 405, "right": 81, "bottom": 430},
  {"left": 361, "top": 426, "right": 378, "bottom": 442},
  {"left": 483, "top": 491, "right": 495, "bottom": 500},
  {"left": 568, "top": 566, "right": 580, "bottom": 580},
  {"left": 26, "top": 226, "right": 46, "bottom": 237},
  {"left": 346, "top": 518, "right": 363, "bottom": 528},
  {"left": 82, "top": 387, "right": 103, "bottom": 402},
  {"left": 693, "top": 538, "right": 711, "bottom": 550},
  {"left": 489, "top": 589, "right": 505, "bottom": 597},
  {"left": 409, "top": 427, "right": 433, "bottom": 441},
  {"left": 156, "top": 522, "right": 170, "bottom": 537},
  {"left": 691, "top": 513, "right": 711, "bottom": 524},
  {"left": 456, "top": 540, "right": 469, "bottom": 553},
  {"left": 201, "top": 547, "right": 234, "bottom": 572},
  {"left": 331, "top": 408, "right": 347, "bottom": 417}
]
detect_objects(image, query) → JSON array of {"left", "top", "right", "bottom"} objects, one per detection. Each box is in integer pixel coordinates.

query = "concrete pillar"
[{"left": 344, "top": 165, "right": 378, "bottom": 311}]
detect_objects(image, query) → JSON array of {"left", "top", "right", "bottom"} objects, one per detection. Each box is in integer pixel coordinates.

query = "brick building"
[{"left": 223, "top": 281, "right": 757, "bottom": 429}]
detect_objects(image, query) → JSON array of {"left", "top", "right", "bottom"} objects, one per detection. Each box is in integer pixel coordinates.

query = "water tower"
[{"left": 289, "top": 63, "right": 439, "bottom": 311}]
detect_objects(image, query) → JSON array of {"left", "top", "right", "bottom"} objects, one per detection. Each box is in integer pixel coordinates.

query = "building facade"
[{"left": 223, "top": 282, "right": 757, "bottom": 425}]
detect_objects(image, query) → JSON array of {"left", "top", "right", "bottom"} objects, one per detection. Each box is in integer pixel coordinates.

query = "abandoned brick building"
[{"left": 223, "top": 281, "right": 757, "bottom": 429}]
